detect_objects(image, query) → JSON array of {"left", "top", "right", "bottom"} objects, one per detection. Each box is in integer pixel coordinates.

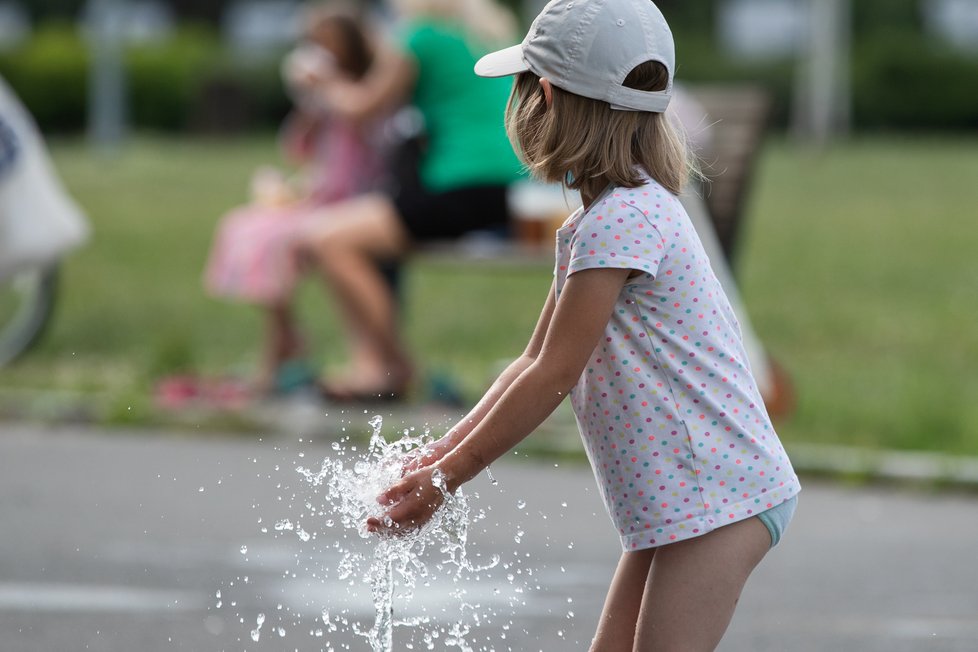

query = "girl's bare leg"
[
  {"left": 300, "top": 194, "right": 414, "bottom": 392},
  {"left": 590, "top": 548, "right": 655, "bottom": 652},
  {"left": 634, "top": 517, "right": 771, "bottom": 652},
  {"left": 257, "top": 301, "right": 304, "bottom": 393}
]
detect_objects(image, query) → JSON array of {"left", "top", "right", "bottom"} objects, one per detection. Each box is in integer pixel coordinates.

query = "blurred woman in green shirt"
[{"left": 293, "top": 0, "right": 523, "bottom": 400}]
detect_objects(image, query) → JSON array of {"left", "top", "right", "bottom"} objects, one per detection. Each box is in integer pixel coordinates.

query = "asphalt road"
[{"left": 1, "top": 422, "right": 977, "bottom": 651}]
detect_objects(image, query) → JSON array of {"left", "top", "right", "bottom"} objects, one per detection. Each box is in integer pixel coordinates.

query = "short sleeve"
[{"left": 566, "top": 195, "right": 664, "bottom": 279}]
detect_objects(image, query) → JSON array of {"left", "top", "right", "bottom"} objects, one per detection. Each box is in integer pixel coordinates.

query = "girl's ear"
[{"left": 539, "top": 77, "right": 554, "bottom": 108}]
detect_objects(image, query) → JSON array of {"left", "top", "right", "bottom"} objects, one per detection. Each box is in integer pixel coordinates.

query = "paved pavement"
[{"left": 1, "top": 422, "right": 977, "bottom": 651}]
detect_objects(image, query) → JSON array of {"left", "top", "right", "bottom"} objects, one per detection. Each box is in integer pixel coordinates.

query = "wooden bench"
[
  {"left": 690, "top": 84, "right": 773, "bottom": 265},
  {"left": 416, "top": 84, "right": 773, "bottom": 269}
]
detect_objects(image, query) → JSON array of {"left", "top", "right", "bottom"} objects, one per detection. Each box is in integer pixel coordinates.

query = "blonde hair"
[
  {"left": 392, "top": 0, "right": 517, "bottom": 46},
  {"left": 506, "top": 62, "right": 695, "bottom": 200}
]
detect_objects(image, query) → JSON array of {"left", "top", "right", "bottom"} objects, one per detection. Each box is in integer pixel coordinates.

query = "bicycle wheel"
[{"left": 0, "top": 264, "right": 58, "bottom": 367}]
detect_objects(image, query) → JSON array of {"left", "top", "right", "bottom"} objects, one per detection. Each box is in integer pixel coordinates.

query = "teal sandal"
[{"left": 273, "top": 359, "right": 318, "bottom": 395}]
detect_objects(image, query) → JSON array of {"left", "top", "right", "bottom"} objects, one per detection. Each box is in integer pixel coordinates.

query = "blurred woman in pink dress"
[{"left": 204, "top": 4, "right": 388, "bottom": 395}]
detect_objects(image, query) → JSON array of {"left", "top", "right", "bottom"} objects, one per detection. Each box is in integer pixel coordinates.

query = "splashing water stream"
[{"left": 294, "top": 416, "right": 503, "bottom": 651}]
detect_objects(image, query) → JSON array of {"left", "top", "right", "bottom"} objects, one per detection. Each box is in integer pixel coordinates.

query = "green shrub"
[
  {"left": 192, "top": 53, "right": 290, "bottom": 133},
  {"left": 852, "top": 34, "right": 978, "bottom": 130},
  {"left": 126, "top": 27, "right": 219, "bottom": 130},
  {"left": 4, "top": 20, "right": 977, "bottom": 134},
  {"left": 0, "top": 23, "right": 287, "bottom": 134},
  {"left": 671, "top": 32, "right": 796, "bottom": 127},
  {"left": 0, "top": 23, "right": 88, "bottom": 132},
  {"left": 673, "top": 29, "right": 978, "bottom": 132}
]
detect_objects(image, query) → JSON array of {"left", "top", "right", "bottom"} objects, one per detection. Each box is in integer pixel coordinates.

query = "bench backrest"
[{"left": 687, "top": 85, "right": 772, "bottom": 265}]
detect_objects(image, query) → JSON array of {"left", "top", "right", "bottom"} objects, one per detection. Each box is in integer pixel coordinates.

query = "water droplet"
[
  {"left": 250, "top": 612, "right": 264, "bottom": 641},
  {"left": 239, "top": 545, "right": 248, "bottom": 555},
  {"left": 516, "top": 500, "right": 526, "bottom": 510}
]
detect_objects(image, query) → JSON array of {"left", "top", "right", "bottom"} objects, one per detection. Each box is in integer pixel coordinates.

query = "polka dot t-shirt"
[{"left": 555, "top": 175, "right": 800, "bottom": 551}]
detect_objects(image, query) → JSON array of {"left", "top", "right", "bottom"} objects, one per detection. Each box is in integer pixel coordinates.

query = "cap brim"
[{"left": 474, "top": 44, "right": 528, "bottom": 78}]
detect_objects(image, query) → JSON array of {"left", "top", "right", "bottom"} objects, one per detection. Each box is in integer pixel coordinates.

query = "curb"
[
  {"left": 275, "top": 405, "right": 978, "bottom": 491},
  {"left": 787, "top": 443, "right": 978, "bottom": 490},
  {"left": 4, "top": 390, "right": 978, "bottom": 491}
]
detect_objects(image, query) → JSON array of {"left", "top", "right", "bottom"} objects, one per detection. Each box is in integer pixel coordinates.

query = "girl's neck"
[
  {"left": 581, "top": 191, "right": 597, "bottom": 212},
  {"left": 581, "top": 180, "right": 614, "bottom": 212}
]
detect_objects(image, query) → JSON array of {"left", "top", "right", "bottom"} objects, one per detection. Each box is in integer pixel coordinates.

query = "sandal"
[{"left": 273, "top": 358, "right": 318, "bottom": 395}]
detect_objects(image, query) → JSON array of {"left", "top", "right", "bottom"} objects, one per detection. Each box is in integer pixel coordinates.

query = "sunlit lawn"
[
  {"left": 740, "top": 137, "right": 978, "bottom": 455},
  {"left": 2, "top": 135, "right": 976, "bottom": 455}
]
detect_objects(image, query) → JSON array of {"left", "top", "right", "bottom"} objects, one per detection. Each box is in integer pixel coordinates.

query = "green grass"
[
  {"left": 738, "top": 137, "right": 978, "bottom": 455},
  {"left": 1, "top": 136, "right": 548, "bottom": 415},
  {"left": 2, "top": 135, "right": 977, "bottom": 455}
]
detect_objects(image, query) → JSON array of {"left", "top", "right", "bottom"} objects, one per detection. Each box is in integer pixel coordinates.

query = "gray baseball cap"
[{"left": 475, "top": 0, "right": 674, "bottom": 113}]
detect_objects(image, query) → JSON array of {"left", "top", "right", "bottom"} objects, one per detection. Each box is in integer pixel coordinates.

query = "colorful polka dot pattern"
[{"left": 554, "top": 177, "right": 800, "bottom": 551}]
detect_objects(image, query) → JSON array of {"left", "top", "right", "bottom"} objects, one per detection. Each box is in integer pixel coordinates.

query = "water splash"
[
  {"left": 295, "top": 415, "right": 500, "bottom": 652},
  {"left": 217, "top": 415, "right": 537, "bottom": 651}
]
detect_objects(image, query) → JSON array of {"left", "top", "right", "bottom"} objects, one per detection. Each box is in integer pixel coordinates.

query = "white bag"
[{"left": 0, "top": 76, "right": 89, "bottom": 282}]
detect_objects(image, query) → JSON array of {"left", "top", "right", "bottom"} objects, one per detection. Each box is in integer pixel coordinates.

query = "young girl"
[
  {"left": 203, "top": 4, "right": 386, "bottom": 394},
  {"left": 368, "top": 1, "right": 801, "bottom": 650}
]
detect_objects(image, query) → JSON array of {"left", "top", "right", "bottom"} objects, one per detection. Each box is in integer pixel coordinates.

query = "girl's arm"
[
  {"left": 319, "top": 43, "right": 416, "bottom": 122},
  {"left": 369, "top": 267, "right": 632, "bottom": 533},
  {"left": 402, "top": 279, "right": 559, "bottom": 473},
  {"left": 279, "top": 111, "right": 320, "bottom": 165}
]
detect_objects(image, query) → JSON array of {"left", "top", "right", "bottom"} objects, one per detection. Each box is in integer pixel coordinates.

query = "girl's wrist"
[{"left": 434, "top": 447, "right": 481, "bottom": 495}]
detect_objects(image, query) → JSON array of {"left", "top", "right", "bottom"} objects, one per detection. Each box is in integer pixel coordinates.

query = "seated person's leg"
[{"left": 299, "top": 193, "right": 414, "bottom": 399}]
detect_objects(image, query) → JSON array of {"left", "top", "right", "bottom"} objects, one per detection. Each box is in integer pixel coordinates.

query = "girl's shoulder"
[{"left": 583, "top": 175, "right": 671, "bottom": 221}]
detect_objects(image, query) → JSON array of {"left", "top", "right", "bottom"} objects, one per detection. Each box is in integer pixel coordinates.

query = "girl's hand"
[
  {"left": 400, "top": 434, "right": 458, "bottom": 475},
  {"left": 366, "top": 467, "right": 447, "bottom": 535},
  {"left": 250, "top": 167, "right": 295, "bottom": 206},
  {"left": 282, "top": 45, "right": 338, "bottom": 92}
]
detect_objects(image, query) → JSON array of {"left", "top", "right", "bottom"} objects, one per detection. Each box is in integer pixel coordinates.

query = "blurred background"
[
  {"left": 1, "top": 0, "right": 977, "bottom": 458},
  {"left": 2, "top": 3, "right": 978, "bottom": 651}
]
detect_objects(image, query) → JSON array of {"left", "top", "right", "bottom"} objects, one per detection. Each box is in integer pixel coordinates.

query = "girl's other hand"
[
  {"left": 400, "top": 434, "right": 457, "bottom": 475},
  {"left": 366, "top": 467, "right": 446, "bottom": 535}
]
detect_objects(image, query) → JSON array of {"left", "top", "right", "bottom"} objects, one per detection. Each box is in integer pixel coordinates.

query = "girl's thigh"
[
  {"left": 635, "top": 517, "right": 771, "bottom": 652},
  {"left": 301, "top": 194, "right": 410, "bottom": 259}
]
